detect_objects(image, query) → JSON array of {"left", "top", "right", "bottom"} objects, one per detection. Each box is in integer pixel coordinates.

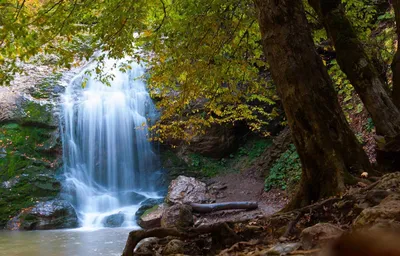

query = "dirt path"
[{"left": 195, "top": 168, "right": 289, "bottom": 226}]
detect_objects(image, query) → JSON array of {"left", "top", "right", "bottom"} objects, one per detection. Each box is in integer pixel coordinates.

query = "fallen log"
[{"left": 189, "top": 201, "right": 258, "bottom": 213}]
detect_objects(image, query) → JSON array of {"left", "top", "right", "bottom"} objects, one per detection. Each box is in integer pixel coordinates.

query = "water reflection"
[{"left": 0, "top": 228, "right": 132, "bottom": 256}]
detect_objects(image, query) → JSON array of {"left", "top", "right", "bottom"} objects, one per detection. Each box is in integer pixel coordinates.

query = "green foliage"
[
  {"left": 265, "top": 144, "right": 301, "bottom": 191},
  {"left": 365, "top": 117, "right": 375, "bottom": 132},
  {"left": 0, "top": 0, "right": 394, "bottom": 142},
  {"left": 188, "top": 153, "right": 226, "bottom": 177},
  {"left": 236, "top": 140, "right": 272, "bottom": 160},
  {"left": 355, "top": 132, "right": 365, "bottom": 145}
]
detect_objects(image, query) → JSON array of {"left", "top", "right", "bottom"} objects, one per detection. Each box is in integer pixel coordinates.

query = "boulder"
[
  {"left": 353, "top": 194, "right": 400, "bottom": 230},
  {"left": 6, "top": 199, "right": 78, "bottom": 230},
  {"left": 135, "top": 197, "right": 164, "bottom": 221},
  {"left": 103, "top": 213, "right": 124, "bottom": 228},
  {"left": 300, "top": 223, "right": 344, "bottom": 250},
  {"left": 163, "top": 239, "right": 185, "bottom": 255},
  {"left": 161, "top": 204, "right": 193, "bottom": 229},
  {"left": 138, "top": 204, "right": 166, "bottom": 229},
  {"left": 166, "top": 176, "right": 208, "bottom": 205}
]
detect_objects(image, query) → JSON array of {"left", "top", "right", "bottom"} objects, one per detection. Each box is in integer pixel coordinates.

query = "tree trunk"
[
  {"left": 254, "top": 0, "right": 373, "bottom": 209},
  {"left": 392, "top": 0, "right": 400, "bottom": 110},
  {"left": 309, "top": 0, "right": 400, "bottom": 171}
]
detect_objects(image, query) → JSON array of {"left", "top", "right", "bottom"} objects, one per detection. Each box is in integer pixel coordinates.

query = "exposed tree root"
[{"left": 121, "top": 222, "right": 239, "bottom": 256}]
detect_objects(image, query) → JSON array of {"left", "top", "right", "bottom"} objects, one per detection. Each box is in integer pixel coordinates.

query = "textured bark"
[
  {"left": 190, "top": 202, "right": 258, "bottom": 213},
  {"left": 309, "top": 0, "right": 400, "bottom": 140},
  {"left": 254, "top": 0, "right": 372, "bottom": 208},
  {"left": 122, "top": 223, "right": 239, "bottom": 256},
  {"left": 392, "top": 0, "right": 400, "bottom": 110}
]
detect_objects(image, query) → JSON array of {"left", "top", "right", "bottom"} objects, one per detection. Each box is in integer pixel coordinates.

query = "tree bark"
[
  {"left": 254, "top": 0, "right": 373, "bottom": 209},
  {"left": 392, "top": 0, "right": 400, "bottom": 110},
  {"left": 122, "top": 223, "right": 239, "bottom": 256},
  {"left": 309, "top": 0, "right": 400, "bottom": 170}
]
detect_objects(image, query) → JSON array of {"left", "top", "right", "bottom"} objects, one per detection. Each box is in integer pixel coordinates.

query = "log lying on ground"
[
  {"left": 121, "top": 223, "right": 239, "bottom": 256},
  {"left": 189, "top": 201, "right": 258, "bottom": 213}
]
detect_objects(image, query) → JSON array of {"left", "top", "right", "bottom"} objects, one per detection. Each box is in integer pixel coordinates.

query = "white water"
[{"left": 61, "top": 58, "right": 162, "bottom": 229}]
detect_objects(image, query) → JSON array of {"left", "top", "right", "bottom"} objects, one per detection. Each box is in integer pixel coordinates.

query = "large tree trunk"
[
  {"left": 254, "top": 0, "right": 373, "bottom": 209},
  {"left": 309, "top": 0, "right": 400, "bottom": 170},
  {"left": 392, "top": 0, "right": 400, "bottom": 111}
]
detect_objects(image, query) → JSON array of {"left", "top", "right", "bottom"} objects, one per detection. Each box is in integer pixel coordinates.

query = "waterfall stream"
[{"left": 61, "top": 58, "right": 162, "bottom": 229}]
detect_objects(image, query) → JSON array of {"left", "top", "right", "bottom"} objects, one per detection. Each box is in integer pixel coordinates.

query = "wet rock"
[
  {"left": 135, "top": 198, "right": 164, "bottom": 221},
  {"left": 163, "top": 239, "right": 185, "bottom": 255},
  {"left": 300, "top": 223, "right": 344, "bottom": 250},
  {"left": 138, "top": 204, "right": 166, "bottom": 229},
  {"left": 118, "top": 191, "right": 147, "bottom": 204},
  {"left": 135, "top": 237, "right": 160, "bottom": 255},
  {"left": 166, "top": 176, "right": 208, "bottom": 204},
  {"left": 188, "top": 124, "right": 239, "bottom": 158},
  {"left": 103, "top": 213, "right": 124, "bottom": 227},
  {"left": 161, "top": 204, "right": 193, "bottom": 229},
  {"left": 266, "top": 242, "right": 301, "bottom": 255},
  {"left": 6, "top": 199, "right": 78, "bottom": 230},
  {"left": 353, "top": 194, "right": 400, "bottom": 230}
]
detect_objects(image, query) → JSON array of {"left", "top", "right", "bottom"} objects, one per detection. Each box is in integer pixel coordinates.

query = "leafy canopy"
[{"left": 0, "top": 0, "right": 394, "bottom": 141}]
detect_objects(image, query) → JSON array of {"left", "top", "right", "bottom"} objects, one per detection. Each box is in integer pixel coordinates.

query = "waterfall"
[{"left": 61, "top": 58, "right": 162, "bottom": 229}]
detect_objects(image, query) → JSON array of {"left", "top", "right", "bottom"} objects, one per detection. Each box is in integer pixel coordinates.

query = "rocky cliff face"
[{"left": 0, "top": 58, "right": 78, "bottom": 229}]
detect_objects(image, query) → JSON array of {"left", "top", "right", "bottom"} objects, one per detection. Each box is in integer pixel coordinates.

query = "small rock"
[
  {"left": 163, "top": 239, "right": 185, "bottom": 255},
  {"left": 135, "top": 197, "right": 164, "bottom": 221},
  {"left": 267, "top": 242, "right": 301, "bottom": 255},
  {"left": 138, "top": 204, "right": 165, "bottom": 229},
  {"left": 102, "top": 213, "right": 124, "bottom": 227},
  {"left": 166, "top": 176, "right": 208, "bottom": 204},
  {"left": 300, "top": 223, "right": 344, "bottom": 250},
  {"left": 135, "top": 237, "right": 160, "bottom": 255},
  {"left": 161, "top": 204, "right": 193, "bottom": 229},
  {"left": 278, "top": 237, "right": 288, "bottom": 242},
  {"left": 357, "top": 182, "right": 367, "bottom": 188}
]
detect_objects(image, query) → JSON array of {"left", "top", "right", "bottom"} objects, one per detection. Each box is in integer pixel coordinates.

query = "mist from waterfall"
[{"left": 61, "top": 58, "right": 162, "bottom": 229}]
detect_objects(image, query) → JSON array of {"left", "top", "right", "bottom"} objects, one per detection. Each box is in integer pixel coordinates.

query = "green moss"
[
  {"left": 0, "top": 174, "right": 60, "bottom": 227},
  {"left": 264, "top": 144, "right": 302, "bottom": 192},
  {"left": 142, "top": 205, "right": 160, "bottom": 218},
  {"left": 30, "top": 73, "right": 63, "bottom": 99},
  {"left": 20, "top": 101, "right": 56, "bottom": 127},
  {"left": 0, "top": 122, "right": 60, "bottom": 227},
  {"left": 0, "top": 123, "right": 56, "bottom": 180}
]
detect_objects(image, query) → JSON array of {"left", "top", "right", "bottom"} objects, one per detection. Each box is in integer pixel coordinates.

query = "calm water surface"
[{"left": 0, "top": 228, "right": 134, "bottom": 256}]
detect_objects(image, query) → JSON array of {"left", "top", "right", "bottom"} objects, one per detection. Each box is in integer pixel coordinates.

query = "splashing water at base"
[{"left": 61, "top": 58, "right": 162, "bottom": 229}]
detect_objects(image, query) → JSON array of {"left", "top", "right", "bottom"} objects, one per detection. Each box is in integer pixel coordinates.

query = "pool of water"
[{"left": 0, "top": 228, "right": 134, "bottom": 256}]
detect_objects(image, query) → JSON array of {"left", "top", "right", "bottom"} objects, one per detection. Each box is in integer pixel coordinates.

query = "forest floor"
[{"left": 194, "top": 167, "right": 289, "bottom": 226}]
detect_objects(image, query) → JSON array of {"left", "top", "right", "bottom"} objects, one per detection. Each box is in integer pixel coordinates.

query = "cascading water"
[{"left": 61, "top": 58, "right": 162, "bottom": 229}]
